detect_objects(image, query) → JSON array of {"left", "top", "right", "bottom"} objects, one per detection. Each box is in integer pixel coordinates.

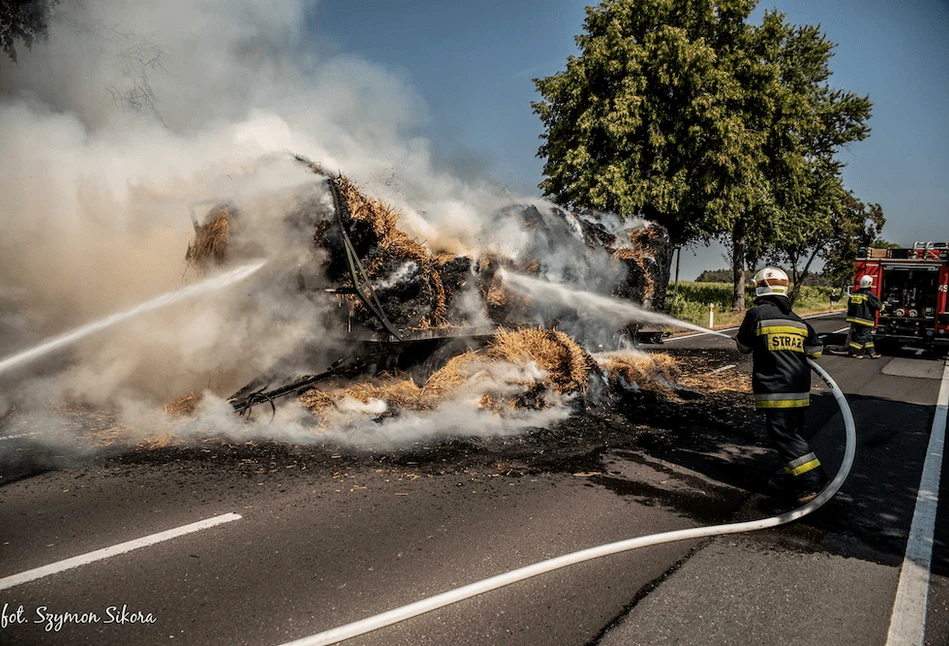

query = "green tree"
[
  {"left": 533, "top": 0, "right": 872, "bottom": 311},
  {"left": 819, "top": 191, "right": 886, "bottom": 290},
  {"left": 1, "top": 0, "right": 60, "bottom": 62},
  {"left": 696, "top": 268, "right": 752, "bottom": 283},
  {"left": 763, "top": 186, "right": 885, "bottom": 304},
  {"left": 534, "top": 0, "right": 765, "bottom": 309},
  {"left": 753, "top": 15, "right": 873, "bottom": 305}
]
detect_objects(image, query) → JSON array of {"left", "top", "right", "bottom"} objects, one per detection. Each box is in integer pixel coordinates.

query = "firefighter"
[
  {"left": 846, "top": 274, "right": 884, "bottom": 359},
  {"left": 736, "top": 267, "right": 828, "bottom": 503}
]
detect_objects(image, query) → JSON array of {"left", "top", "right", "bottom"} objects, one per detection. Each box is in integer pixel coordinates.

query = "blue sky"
[{"left": 309, "top": 0, "right": 948, "bottom": 278}]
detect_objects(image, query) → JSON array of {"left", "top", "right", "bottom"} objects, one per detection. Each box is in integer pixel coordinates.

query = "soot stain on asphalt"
[{"left": 588, "top": 474, "right": 739, "bottom": 523}]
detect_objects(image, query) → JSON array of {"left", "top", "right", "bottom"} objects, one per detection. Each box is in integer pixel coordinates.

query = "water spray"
[
  {"left": 0, "top": 260, "right": 267, "bottom": 377},
  {"left": 280, "top": 359, "right": 853, "bottom": 646},
  {"left": 500, "top": 270, "right": 731, "bottom": 338}
]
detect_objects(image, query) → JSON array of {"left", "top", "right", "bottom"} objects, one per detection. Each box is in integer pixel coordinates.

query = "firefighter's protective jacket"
[
  {"left": 736, "top": 296, "right": 823, "bottom": 409},
  {"left": 846, "top": 287, "right": 884, "bottom": 326}
]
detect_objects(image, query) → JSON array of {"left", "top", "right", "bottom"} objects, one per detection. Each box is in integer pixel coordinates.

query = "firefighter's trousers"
[
  {"left": 848, "top": 323, "right": 875, "bottom": 353},
  {"left": 765, "top": 408, "right": 826, "bottom": 491}
]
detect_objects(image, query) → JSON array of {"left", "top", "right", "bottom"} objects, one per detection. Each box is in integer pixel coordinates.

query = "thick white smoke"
[
  {"left": 0, "top": 0, "right": 520, "bottom": 400},
  {"left": 0, "top": 0, "right": 651, "bottom": 449}
]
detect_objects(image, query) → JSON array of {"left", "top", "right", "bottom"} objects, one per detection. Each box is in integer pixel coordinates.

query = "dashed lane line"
[
  {"left": 0, "top": 513, "right": 242, "bottom": 591},
  {"left": 885, "top": 359, "right": 949, "bottom": 645}
]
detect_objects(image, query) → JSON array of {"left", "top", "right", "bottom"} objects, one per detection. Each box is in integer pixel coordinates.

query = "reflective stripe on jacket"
[
  {"left": 846, "top": 288, "right": 884, "bottom": 326},
  {"left": 736, "top": 297, "right": 822, "bottom": 410}
]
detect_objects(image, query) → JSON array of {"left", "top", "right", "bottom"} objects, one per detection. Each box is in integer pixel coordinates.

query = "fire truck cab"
[{"left": 854, "top": 242, "right": 949, "bottom": 351}]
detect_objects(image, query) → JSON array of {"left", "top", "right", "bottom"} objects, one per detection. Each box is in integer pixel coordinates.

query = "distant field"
[{"left": 666, "top": 281, "right": 845, "bottom": 329}]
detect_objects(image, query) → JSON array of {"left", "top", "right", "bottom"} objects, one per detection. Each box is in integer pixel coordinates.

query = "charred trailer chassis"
[
  {"left": 189, "top": 166, "right": 666, "bottom": 416},
  {"left": 227, "top": 176, "right": 500, "bottom": 417}
]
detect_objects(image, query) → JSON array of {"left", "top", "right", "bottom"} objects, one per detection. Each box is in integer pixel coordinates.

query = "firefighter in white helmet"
[
  {"left": 735, "top": 268, "right": 827, "bottom": 503},
  {"left": 846, "top": 274, "right": 884, "bottom": 359}
]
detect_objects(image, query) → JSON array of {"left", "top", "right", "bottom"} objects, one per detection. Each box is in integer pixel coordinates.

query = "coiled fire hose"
[{"left": 284, "top": 360, "right": 855, "bottom": 646}]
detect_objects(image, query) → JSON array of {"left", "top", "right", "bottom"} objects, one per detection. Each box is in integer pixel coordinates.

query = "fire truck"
[{"left": 853, "top": 241, "right": 949, "bottom": 351}]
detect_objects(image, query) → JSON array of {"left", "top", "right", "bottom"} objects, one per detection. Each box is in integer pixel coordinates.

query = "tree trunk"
[
  {"left": 787, "top": 245, "right": 823, "bottom": 305},
  {"left": 649, "top": 232, "right": 675, "bottom": 311},
  {"left": 732, "top": 227, "right": 747, "bottom": 311}
]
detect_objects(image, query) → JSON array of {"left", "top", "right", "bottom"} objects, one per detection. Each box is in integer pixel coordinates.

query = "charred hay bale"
[
  {"left": 576, "top": 214, "right": 618, "bottom": 248},
  {"left": 488, "top": 204, "right": 659, "bottom": 313},
  {"left": 487, "top": 327, "right": 593, "bottom": 395},
  {"left": 164, "top": 392, "right": 201, "bottom": 417},
  {"left": 421, "top": 350, "right": 481, "bottom": 401},
  {"left": 313, "top": 174, "right": 450, "bottom": 330},
  {"left": 611, "top": 247, "right": 653, "bottom": 304},
  {"left": 434, "top": 254, "right": 473, "bottom": 318},
  {"left": 297, "top": 387, "right": 338, "bottom": 420},
  {"left": 297, "top": 328, "right": 603, "bottom": 424},
  {"left": 616, "top": 225, "right": 673, "bottom": 309},
  {"left": 476, "top": 255, "right": 531, "bottom": 325},
  {"left": 600, "top": 351, "right": 680, "bottom": 394},
  {"left": 298, "top": 374, "right": 427, "bottom": 423},
  {"left": 343, "top": 378, "right": 426, "bottom": 413},
  {"left": 494, "top": 205, "right": 592, "bottom": 282},
  {"left": 185, "top": 206, "right": 234, "bottom": 271}
]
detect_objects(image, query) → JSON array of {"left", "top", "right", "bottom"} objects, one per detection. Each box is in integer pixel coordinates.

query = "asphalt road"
[{"left": 1, "top": 311, "right": 947, "bottom": 646}]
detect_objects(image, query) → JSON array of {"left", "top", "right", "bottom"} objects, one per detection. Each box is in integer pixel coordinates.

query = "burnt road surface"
[{"left": 1, "top": 311, "right": 948, "bottom": 646}]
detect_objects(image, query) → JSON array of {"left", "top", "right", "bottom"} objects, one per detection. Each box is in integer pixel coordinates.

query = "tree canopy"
[
  {"left": 762, "top": 188, "right": 885, "bottom": 302},
  {"left": 818, "top": 192, "right": 887, "bottom": 290},
  {"left": 533, "top": 0, "right": 873, "bottom": 310},
  {"left": 1, "top": 0, "right": 60, "bottom": 62}
]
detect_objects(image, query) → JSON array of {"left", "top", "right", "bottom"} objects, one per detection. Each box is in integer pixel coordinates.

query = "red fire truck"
[{"left": 853, "top": 241, "right": 949, "bottom": 351}]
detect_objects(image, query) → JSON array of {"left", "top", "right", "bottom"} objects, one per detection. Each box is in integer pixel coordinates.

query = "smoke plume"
[{"left": 0, "top": 0, "right": 659, "bottom": 449}]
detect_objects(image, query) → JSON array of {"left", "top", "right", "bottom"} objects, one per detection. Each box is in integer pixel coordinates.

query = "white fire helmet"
[
  {"left": 753, "top": 267, "right": 790, "bottom": 298},
  {"left": 859, "top": 275, "right": 873, "bottom": 288}
]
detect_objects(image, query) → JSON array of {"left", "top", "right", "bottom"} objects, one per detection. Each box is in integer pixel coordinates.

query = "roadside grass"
[{"left": 666, "top": 282, "right": 846, "bottom": 329}]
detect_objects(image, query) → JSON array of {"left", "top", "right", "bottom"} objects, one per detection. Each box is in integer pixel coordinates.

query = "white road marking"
[
  {"left": 885, "top": 359, "right": 949, "bottom": 646},
  {"left": 0, "top": 512, "right": 242, "bottom": 591}
]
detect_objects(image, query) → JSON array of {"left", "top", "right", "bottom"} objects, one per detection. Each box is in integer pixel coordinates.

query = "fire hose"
[{"left": 281, "top": 359, "right": 855, "bottom": 646}]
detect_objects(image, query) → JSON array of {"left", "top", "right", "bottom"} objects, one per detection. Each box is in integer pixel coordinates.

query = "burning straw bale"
[
  {"left": 422, "top": 350, "right": 481, "bottom": 400},
  {"left": 298, "top": 352, "right": 482, "bottom": 421},
  {"left": 185, "top": 206, "right": 233, "bottom": 270},
  {"left": 487, "top": 327, "right": 593, "bottom": 395},
  {"left": 181, "top": 156, "right": 668, "bottom": 338},
  {"left": 164, "top": 392, "right": 202, "bottom": 417},
  {"left": 600, "top": 351, "right": 680, "bottom": 394},
  {"left": 611, "top": 247, "right": 654, "bottom": 305},
  {"left": 297, "top": 329, "right": 596, "bottom": 424},
  {"left": 314, "top": 173, "right": 451, "bottom": 330},
  {"left": 476, "top": 255, "right": 531, "bottom": 325},
  {"left": 299, "top": 374, "right": 426, "bottom": 423},
  {"left": 434, "top": 254, "right": 474, "bottom": 320},
  {"left": 612, "top": 225, "right": 673, "bottom": 308}
]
